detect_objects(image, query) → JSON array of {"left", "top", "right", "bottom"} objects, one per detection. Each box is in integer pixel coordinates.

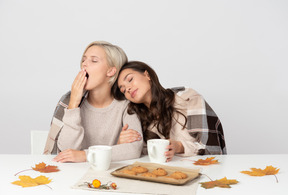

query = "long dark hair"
[{"left": 112, "top": 61, "right": 187, "bottom": 142}]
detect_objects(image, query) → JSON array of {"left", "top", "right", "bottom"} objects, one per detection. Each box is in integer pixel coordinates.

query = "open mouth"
[{"left": 85, "top": 72, "right": 89, "bottom": 79}]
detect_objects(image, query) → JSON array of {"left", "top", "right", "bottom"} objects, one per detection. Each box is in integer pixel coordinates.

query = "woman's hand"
[
  {"left": 68, "top": 69, "right": 87, "bottom": 109},
  {"left": 165, "top": 140, "right": 184, "bottom": 162},
  {"left": 53, "top": 149, "right": 86, "bottom": 163},
  {"left": 117, "top": 124, "right": 142, "bottom": 144}
]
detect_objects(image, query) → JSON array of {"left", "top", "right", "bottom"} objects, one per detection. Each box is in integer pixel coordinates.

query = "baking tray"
[{"left": 111, "top": 161, "right": 201, "bottom": 185}]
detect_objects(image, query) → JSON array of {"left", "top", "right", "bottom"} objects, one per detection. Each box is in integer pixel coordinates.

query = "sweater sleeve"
[
  {"left": 171, "top": 88, "right": 206, "bottom": 157},
  {"left": 173, "top": 126, "right": 204, "bottom": 157},
  {"left": 110, "top": 107, "right": 143, "bottom": 162},
  {"left": 57, "top": 108, "right": 85, "bottom": 151}
]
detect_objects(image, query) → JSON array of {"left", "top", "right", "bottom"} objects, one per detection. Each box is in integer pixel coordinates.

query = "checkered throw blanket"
[
  {"left": 43, "top": 91, "right": 87, "bottom": 154},
  {"left": 172, "top": 87, "right": 226, "bottom": 155}
]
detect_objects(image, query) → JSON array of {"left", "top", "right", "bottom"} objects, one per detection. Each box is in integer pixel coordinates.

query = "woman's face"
[
  {"left": 81, "top": 46, "right": 113, "bottom": 90},
  {"left": 117, "top": 68, "right": 152, "bottom": 107}
]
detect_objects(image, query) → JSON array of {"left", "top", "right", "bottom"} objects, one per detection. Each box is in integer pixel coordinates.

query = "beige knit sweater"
[{"left": 57, "top": 99, "right": 143, "bottom": 161}]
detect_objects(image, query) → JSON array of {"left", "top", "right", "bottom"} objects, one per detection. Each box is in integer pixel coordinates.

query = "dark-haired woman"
[{"left": 113, "top": 61, "right": 226, "bottom": 162}]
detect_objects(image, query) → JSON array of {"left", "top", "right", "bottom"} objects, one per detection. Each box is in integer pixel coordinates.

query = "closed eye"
[{"left": 119, "top": 86, "right": 125, "bottom": 94}]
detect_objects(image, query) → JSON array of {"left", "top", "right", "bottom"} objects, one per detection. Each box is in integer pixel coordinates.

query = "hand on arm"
[
  {"left": 117, "top": 124, "right": 142, "bottom": 144},
  {"left": 165, "top": 140, "right": 184, "bottom": 162},
  {"left": 68, "top": 69, "right": 87, "bottom": 109},
  {"left": 53, "top": 149, "right": 86, "bottom": 163}
]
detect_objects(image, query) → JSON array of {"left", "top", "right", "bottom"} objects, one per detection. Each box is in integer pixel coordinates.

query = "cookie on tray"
[
  {"left": 131, "top": 166, "right": 149, "bottom": 174},
  {"left": 168, "top": 171, "right": 188, "bottom": 179},
  {"left": 152, "top": 168, "right": 168, "bottom": 176}
]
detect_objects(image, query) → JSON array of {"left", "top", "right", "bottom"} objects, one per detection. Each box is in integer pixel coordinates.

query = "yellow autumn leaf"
[
  {"left": 12, "top": 175, "right": 51, "bottom": 188},
  {"left": 33, "top": 175, "right": 52, "bottom": 185},
  {"left": 241, "top": 165, "right": 279, "bottom": 176},
  {"left": 12, "top": 176, "right": 38, "bottom": 187},
  {"left": 241, "top": 165, "right": 280, "bottom": 183}
]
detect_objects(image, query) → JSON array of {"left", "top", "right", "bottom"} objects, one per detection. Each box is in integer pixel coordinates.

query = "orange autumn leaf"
[
  {"left": 241, "top": 165, "right": 279, "bottom": 176},
  {"left": 32, "top": 162, "right": 60, "bottom": 173},
  {"left": 200, "top": 177, "right": 239, "bottom": 189},
  {"left": 12, "top": 175, "right": 51, "bottom": 188},
  {"left": 194, "top": 157, "right": 219, "bottom": 165},
  {"left": 15, "top": 162, "right": 60, "bottom": 176}
]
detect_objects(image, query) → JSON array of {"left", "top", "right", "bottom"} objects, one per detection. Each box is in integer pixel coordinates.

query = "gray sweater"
[{"left": 57, "top": 99, "right": 143, "bottom": 161}]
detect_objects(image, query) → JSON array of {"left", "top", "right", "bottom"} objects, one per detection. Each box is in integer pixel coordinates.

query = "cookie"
[
  {"left": 152, "top": 168, "right": 168, "bottom": 176},
  {"left": 168, "top": 171, "right": 188, "bottom": 179},
  {"left": 131, "top": 166, "right": 149, "bottom": 174}
]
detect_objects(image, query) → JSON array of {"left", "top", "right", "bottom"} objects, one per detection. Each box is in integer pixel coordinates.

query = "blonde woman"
[{"left": 44, "top": 41, "right": 143, "bottom": 163}]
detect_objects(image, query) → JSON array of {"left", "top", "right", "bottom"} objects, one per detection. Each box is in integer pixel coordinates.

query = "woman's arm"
[
  {"left": 57, "top": 69, "right": 87, "bottom": 152},
  {"left": 111, "top": 107, "right": 144, "bottom": 161},
  {"left": 57, "top": 108, "right": 85, "bottom": 151}
]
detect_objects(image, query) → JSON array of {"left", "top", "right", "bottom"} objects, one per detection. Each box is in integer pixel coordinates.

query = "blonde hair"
[{"left": 81, "top": 41, "right": 128, "bottom": 85}]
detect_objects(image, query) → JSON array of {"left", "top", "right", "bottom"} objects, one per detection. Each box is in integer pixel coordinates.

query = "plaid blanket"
[
  {"left": 171, "top": 87, "right": 226, "bottom": 155},
  {"left": 43, "top": 91, "right": 87, "bottom": 154}
]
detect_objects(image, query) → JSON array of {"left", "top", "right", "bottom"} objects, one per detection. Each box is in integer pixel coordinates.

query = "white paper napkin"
[{"left": 72, "top": 167, "right": 199, "bottom": 195}]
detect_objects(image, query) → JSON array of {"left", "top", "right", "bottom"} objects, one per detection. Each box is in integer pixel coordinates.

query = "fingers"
[
  {"left": 69, "top": 69, "right": 87, "bottom": 109},
  {"left": 72, "top": 69, "right": 87, "bottom": 91},
  {"left": 118, "top": 129, "right": 142, "bottom": 144},
  {"left": 122, "top": 124, "right": 129, "bottom": 131},
  {"left": 165, "top": 150, "right": 175, "bottom": 162},
  {"left": 53, "top": 149, "right": 86, "bottom": 163},
  {"left": 53, "top": 150, "right": 72, "bottom": 163},
  {"left": 165, "top": 142, "right": 175, "bottom": 162}
]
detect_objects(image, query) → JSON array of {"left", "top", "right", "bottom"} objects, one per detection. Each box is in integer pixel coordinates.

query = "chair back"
[{"left": 30, "top": 130, "right": 49, "bottom": 155}]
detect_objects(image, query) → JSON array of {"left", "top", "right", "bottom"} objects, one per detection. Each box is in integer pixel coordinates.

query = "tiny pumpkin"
[{"left": 92, "top": 179, "right": 101, "bottom": 188}]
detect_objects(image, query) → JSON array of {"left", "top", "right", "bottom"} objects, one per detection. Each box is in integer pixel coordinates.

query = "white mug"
[
  {"left": 147, "top": 139, "right": 169, "bottom": 163},
  {"left": 87, "top": 145, "right": 112, "bottom": 171}
]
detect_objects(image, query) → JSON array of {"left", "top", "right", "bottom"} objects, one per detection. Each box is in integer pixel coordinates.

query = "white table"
[{"left": 0, "top": 154, "right": 287, "bottom": 194}]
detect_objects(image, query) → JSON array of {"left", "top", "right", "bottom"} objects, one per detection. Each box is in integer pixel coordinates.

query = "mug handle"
[
  {"left": 87, "top": 151, "right": 94, "bottom": 164},
  {"left": 148, "top": 144, "right": 156, "bottom": 159}
]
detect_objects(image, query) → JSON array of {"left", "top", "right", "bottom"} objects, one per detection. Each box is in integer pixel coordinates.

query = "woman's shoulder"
[
  {"left": 173, "top": 87, "right": 205, "bottom": 109},
  {"left": 174, "top": 87, "right": 202, "bottom": 99}
]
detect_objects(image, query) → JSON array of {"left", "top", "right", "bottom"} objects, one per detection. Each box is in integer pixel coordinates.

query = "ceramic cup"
[
  {"left": 87, "top": 145, "right": 112, "bottom": 171},
  {"left": 147, "top": 139, "right": 169, "bottom": 163}
]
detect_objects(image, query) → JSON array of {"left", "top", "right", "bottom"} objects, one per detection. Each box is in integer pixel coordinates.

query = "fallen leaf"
[
  {"left": 200, "top": 177, "right": 239, "bottom": 189},
  {"left": 32, "top": 162, "right": 60, "bottom": 173},
  {"left": 241, "top": 165, "right": 279, "bottom": 182},
  {"left": 241, "top": 165, "right": 279, "bottom": 176},
  {"left": 15, "top": 162, "right": 60, "bottom": 176},
  {"left": 12, "top": 175, "right": 51, "bottom": 188},
  {"left": 194, "top": 157, "right": 219, "bottom": 165}
]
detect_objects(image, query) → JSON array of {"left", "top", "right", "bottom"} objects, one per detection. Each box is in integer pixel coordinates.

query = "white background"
[{"left": 0, "top": 0, "right": 287, "bottom": 154}]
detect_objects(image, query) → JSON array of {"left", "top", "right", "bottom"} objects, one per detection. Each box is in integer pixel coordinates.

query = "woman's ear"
[
  {"left": 144, "top": 70, "right": 151, "bottom": 80},
  {"left": 107, "top": 67, "right": 117, "bottom": 77}
]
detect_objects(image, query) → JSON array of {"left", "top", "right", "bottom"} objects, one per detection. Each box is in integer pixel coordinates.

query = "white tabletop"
[{"left": 0, "top": 154, "right": 287, "bottom": 195}]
